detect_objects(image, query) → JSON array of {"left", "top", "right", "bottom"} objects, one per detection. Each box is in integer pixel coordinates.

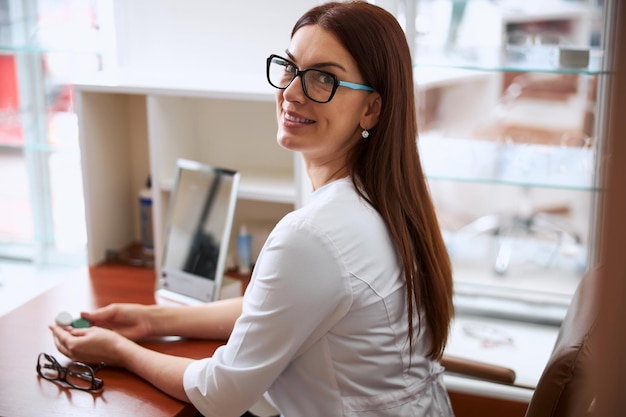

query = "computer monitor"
[{"left": 156, "top": 159, "right": 240, "bottom": 304}]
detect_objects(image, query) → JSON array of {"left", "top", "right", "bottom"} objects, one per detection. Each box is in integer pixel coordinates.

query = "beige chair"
[{"left": 442, "top": 265, "right": 600, "bottom": 417}]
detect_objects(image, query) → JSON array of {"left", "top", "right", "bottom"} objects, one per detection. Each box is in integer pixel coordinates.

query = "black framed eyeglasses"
[
  {"left": 36, "top": 352, "right": 105, "bottom": 391},
  {"left": 266, "top": 54, "right": 375, "bottom": 103}
]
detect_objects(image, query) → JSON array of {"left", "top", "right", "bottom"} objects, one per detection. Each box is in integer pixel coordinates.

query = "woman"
[{"left": 50, "top": 2, "right": 455, "bottom": 416}]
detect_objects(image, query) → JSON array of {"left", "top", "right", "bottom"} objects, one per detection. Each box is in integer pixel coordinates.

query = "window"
[{"left": 0, "top": 0, "right": 114, "bottom": 265}]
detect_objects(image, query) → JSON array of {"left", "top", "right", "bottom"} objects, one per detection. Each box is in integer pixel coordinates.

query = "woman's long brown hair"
[{"left": 292, "top": 1, "right": 454, "bottom": 359}]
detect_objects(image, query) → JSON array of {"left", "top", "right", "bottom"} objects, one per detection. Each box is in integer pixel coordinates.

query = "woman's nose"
[{"left": 282, "top": 75, "right": 307, "bottom": 103}]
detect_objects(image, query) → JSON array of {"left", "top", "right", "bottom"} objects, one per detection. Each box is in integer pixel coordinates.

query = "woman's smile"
[{"left": 282, "top": 110, "right": 315, "bottom": 127}]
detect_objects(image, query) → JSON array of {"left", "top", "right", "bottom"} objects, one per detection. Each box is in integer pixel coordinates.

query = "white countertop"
[{"left": 443, "top": 313, "right": 560, "bottom": 402}]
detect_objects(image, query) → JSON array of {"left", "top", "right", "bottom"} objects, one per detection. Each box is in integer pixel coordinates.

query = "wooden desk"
[
  {"left": 0, "top": 264, "right": 223, "bottom": 417},
  {"left": 0, "top": 263, "right": 546, "bottom": 417}
]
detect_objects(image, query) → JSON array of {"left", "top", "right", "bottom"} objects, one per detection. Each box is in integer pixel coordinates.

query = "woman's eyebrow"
[{"left": 285, "top": 50, "right": 347, "bottom": 72}]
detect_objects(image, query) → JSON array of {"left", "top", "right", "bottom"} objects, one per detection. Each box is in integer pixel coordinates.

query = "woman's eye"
[
  {"left": 284, "top": 63, "right": 297, "bottom": 74},
  {"left": 316, "top": 72, "right": 335, "bottom": 86}
]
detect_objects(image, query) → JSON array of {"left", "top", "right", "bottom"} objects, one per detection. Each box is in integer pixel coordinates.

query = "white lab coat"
[{"left": 184, "top": 178, "right": 454, "bottom": 417}]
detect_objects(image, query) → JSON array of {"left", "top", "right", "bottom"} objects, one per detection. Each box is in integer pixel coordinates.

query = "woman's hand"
[
  {"left": 50, "top": 322, "right": 194, "bottom": 402},
  {"left": 80, "top": 303, "right": 154, "bottom": 341},
  {"left": 49, "top": 323, "right": 132, "bottom": 367}
]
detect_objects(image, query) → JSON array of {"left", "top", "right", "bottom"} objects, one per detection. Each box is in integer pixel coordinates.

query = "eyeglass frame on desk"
[{"left": 36, "top": 352, "right": 105, "bottom": 392}]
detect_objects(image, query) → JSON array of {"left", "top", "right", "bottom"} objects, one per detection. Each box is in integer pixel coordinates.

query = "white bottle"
[{"left": 237, "top": 224, "right": 252, "bottom": 274}]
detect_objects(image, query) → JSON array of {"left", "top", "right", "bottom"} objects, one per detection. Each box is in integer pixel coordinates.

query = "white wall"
[{"left": 112, "top": 0, "right": 324, "bottom": 74}]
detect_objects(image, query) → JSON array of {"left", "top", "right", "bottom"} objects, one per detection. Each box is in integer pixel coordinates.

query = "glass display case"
[
  {"left": 407, "top": 0, "right": 610, "bottom": 323},
  {"left": 0, "top": 0, "right": 108, "bottom": 264}
]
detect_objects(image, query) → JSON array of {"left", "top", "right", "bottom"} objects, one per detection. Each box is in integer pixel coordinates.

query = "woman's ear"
[{"left": 361, "top": 92, "right": 382, "bottom": 130}]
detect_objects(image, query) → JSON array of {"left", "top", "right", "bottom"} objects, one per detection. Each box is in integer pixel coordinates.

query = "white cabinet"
[
  {"left": 73, "top": 67, "right": 501, "bottom": 275},
  {"left": 75, "top": 71, "right": 303, "bottom": 270}
]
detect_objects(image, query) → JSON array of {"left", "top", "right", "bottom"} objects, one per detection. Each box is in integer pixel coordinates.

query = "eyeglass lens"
[
  {"left": 37, "top": 353, "right": 103, "bottom": 391},
  {"left": 267, "top": 55, "right": 337, "bottom": 103}
]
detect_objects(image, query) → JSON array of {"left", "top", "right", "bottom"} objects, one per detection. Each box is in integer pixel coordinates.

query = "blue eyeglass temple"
[{"left": 338, "top": 80, "right": 375, "bottom": 92}]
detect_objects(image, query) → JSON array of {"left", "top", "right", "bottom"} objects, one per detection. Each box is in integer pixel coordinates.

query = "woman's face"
[{"left": 275, "top": 24, "right": 379, "bottom": 170}]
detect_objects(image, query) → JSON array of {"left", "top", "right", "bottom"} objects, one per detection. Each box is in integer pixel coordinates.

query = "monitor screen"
[{"left": 157, "top": 159, "right": 239, "bottom": 303}]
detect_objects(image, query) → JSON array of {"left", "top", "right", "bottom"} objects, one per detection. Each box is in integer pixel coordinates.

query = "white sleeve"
[{"left": 183, "top": 216, "right": 352, "bottom": 417}]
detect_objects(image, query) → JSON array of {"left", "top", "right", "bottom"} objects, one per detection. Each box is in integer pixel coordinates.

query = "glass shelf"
[
  {"left": 0, "top": 43, "right": 102, "bottom": 55},
  {"left": 0, "top": 142, "right": 72, "bottom": 152},
  {"left": 414, "top": 46, "right": 609, "bottom": 75},
  {"left": 418, "top": 135, "right": 599, "bottom": 191}
]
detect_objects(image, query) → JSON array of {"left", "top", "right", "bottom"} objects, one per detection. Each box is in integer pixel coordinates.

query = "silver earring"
[{"left": 362, "top": 129, "right": 369, "bottom": 139}]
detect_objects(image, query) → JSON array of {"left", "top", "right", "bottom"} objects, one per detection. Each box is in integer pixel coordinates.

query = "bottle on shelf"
[
  {"left": 237, "top": 224, "right": 252, "bottom": 274},
  {"left": 139, "top": 177, "right": 154, "bottom": 255}
]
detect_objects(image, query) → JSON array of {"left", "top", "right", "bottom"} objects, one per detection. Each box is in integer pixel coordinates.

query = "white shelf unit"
[
  {"left": 73, "top": 67, "right": 487, "bottom": 272},
  {"left": 74, "top": 71, "right": 300, "bottom": 270}
]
